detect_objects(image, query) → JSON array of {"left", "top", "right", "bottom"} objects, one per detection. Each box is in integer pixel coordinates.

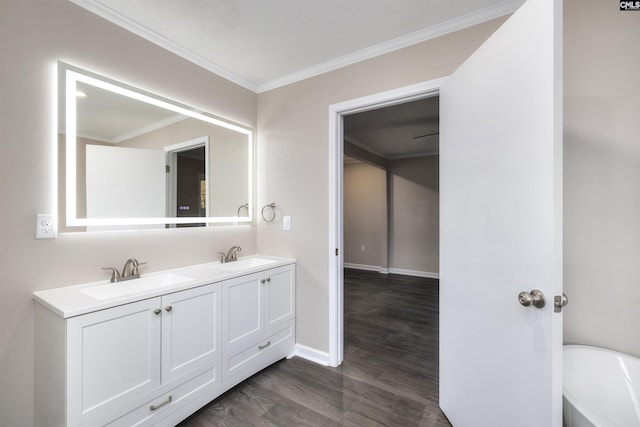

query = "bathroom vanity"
[{"left": 33, "top": 256, "right": 295, "bottom": 427}]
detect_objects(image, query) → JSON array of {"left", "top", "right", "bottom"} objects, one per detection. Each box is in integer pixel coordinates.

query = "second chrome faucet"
[
  {"left": 102, "top": 258, "right": 146, "bottom": 283},
  {"left": 218, "top": 246, "right": 241, "bottom": 263}
]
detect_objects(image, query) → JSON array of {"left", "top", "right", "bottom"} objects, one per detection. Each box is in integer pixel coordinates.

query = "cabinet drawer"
[
  {"left": 105, "top": 360, "right": 221, "bottom": 427},
  {"left": 222, "top": 321, "right": 294, "bottom": 383}
]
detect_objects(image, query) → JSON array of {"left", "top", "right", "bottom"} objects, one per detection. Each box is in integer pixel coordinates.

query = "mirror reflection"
[{"left": 59, "top": 64, "right": 252, "bottom": 230}]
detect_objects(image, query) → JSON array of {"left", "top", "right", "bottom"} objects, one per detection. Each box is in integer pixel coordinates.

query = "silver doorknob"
[{"left": 518, "top": 290, "right": 546, "bottom": 308}]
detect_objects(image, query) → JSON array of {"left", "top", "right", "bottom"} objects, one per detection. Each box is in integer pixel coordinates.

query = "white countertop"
[{"left": 33, "top": 255, "right": 295, "bottom": 318}]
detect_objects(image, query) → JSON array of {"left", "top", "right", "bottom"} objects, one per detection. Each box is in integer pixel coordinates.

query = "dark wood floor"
[{"left": 179, "top": 269, "right": 452, "bottom": 426}]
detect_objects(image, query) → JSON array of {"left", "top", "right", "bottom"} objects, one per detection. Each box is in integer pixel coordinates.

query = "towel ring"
[
  {"left": 261, "top": 203, "right": 276, "bottom": 223},
  {"left": 237, "top": 203, "right": 249, "bottom": 217}
]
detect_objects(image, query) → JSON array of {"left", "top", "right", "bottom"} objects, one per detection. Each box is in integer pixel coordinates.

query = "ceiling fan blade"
[{"left": 413, "top": 132, "right": 440, "bottom": 139}]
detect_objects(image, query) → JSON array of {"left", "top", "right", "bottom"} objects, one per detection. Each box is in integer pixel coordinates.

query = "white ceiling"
[{"left": 71, "top": 0, "right": 523, "bottom": 93}]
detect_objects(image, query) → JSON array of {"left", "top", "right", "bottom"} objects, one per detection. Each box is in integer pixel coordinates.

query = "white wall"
[
  {"left": 388, "top": 155, "right": 439, "bottom": 276},
  {"left": 0, "top": 1, "right": 257, "bottom": 425},
  {"left": 563, "top": 0, "right": 640, "bottom": 357},
  {"left": 343, "top": 161, "right": 387, "bottom": 270},
  {"left": 344, "top": 156, "right": 439, "bottom": 276}
]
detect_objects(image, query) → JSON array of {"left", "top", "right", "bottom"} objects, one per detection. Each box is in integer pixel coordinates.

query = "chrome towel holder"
[
  {"left": 261, "top": 203, "right": 276, "bottom": 222},
  {"left": 237, "top": 203, "right": 249, "bottom": 217}
]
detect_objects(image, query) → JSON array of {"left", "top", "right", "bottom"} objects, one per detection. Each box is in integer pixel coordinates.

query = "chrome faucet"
[
  {"left": 218, "top": 246, "right": 241, "bottom": 263},
  {"left": 227, "top": 246, "right": 241, "bottom": 262},
  {"left": 122, "top": 258, "right": 137, "bottom": 277},
  {"left": 102, "top": 258, "right": 146, "bottom": 283}
]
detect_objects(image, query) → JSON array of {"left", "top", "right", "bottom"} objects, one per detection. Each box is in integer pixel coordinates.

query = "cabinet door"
[
  {"left": 222, "top": 272, "right": 265, "bottom": 353},
  {"left": 265, "top": 265, "right": 295, "bottom": 332},
  {"left": 67, "top": 297, "right": 162, "bottom": 426},
  {"left": 161, "top": 284, "right": 220, "bottom": 383}
]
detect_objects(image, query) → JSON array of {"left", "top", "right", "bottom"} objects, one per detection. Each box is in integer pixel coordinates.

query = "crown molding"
[
  {"left": 112, "top": 114, "right": 188, "bottom": 144},
  {"left": 69, "top": 0, "right": 258, "bottom": 92},
  {"left": 70, "top": 0, "right": 523, "bottom": 95},
  {"left": 388, "top": 151, "right": 439, "bottom": 160},
  {"left": 344, "top": 136, "right": 387, "bottom": 159},
  {"left": 257, "top": 0, "right": 524, "bottom": 93}
]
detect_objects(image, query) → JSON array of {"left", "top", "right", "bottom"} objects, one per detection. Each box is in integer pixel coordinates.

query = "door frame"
[
  {"left": 164, "top": 136, "right": 210, "bottom": 220},
  {"left": 327, "top": 77, "right": 447, "bottom": 367}
]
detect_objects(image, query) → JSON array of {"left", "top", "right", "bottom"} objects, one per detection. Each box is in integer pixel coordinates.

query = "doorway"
[
  {"left": 328, "top": 78, "right": 446, "bottom": 366},
  {"left": 342, "top": 96, "right": 440, "bottom": 277},
  {"left": 165, "top": 136, "right": 209, "bottom": 228}
]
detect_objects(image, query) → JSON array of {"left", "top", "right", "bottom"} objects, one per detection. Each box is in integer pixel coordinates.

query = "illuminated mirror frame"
[{"left": 64, "top": 66, "right": 253, "bottom": 228}]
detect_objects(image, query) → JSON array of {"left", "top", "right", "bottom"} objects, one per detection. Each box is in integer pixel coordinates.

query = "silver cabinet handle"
[
  {"left": 149, "top": 395, "right": 172, "bottom": 411},
  {"left": 518, "top": 290, "right": 545, "bottom": 308},
  {"left": 266, "top": 277, "right": 271, "bottom": 282},
  {"left": 258, "top": 341, "right": 271, "bottom": 350},
  {"left": 165, "top": 306, "right": 172, "bottom": 312},
  {"left": 153, "top": 309, "right": 161, "bottom": 315},
  {"left": 260, "top": 279, "right": 266, "bottom": 284}
]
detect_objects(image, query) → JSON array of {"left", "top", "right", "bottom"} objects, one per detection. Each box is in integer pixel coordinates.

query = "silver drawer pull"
[
  {"left": 149, "top": 395, "right": 172, "bottom": 411},
  {"left": 258, "top": 341, "right": 271, "bottom": 350}
]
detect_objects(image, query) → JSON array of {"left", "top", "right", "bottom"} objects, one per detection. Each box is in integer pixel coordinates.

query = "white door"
[
  {"left": 222, "top": 272, "right": 266, "bottom": 352},
  {"left": 265, "top": 266, "right": 295, "bottom": 332},
  {"left": 86, "top": 144, "right": 166, "bottom": 230},
  {"left": 439, "top": 0, "right": 563, "bottom": 426},
  {"left": 161, "top": 284, "right": 220, "bottom": 383},
  {"left": 67, "top": 298, "right": 162, "bottom": 426}
]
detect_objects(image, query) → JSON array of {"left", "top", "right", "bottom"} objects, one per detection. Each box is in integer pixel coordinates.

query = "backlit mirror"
[{"left": 59, "top": 63, "right": 252, "bottom": 230}]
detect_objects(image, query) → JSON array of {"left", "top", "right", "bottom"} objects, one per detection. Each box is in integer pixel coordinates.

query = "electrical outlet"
[
  {"left": 283, "top": 216, "right": 291, "bottom": 230},
  {"left": 361, "top": 245, "right": 366, "bottom": 251},
  {"left": 36, "top": 214, "right": 57, "bottom": 239}
]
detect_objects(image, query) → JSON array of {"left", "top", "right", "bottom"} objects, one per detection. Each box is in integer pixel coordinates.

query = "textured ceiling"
[{"left": 73, "top": 0, "right": 523, "bottom": 92}]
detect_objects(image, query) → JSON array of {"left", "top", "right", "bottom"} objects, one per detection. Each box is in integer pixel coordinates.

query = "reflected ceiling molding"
[{"left": 112, "top": 114, "right": 187, "bottom": 144}]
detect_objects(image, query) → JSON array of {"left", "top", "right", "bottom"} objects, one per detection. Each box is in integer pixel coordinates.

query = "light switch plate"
[
  {"left": 283, "top": 216, "right": 291, "bottom": 231},
  {"left": 36, "top": 214, "right": 57, "bottom": 239}
]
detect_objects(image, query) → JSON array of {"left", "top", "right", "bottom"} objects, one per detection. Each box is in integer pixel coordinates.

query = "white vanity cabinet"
[
  {"left": 34, "top": 257, "right": 295, "bottom": 427},
  {"left": 35, "top": 283, "right": 222, "bottom": 427},
  {"left": 222, "top": 264, "right": 296, "bottom": 383}
]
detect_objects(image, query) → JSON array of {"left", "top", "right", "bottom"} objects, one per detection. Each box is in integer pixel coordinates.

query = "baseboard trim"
[
  {"left": 343, "top": 263, "right": 388, "bottom": 274},
  {"left": 387, "top": 268, "right": 439, "bottom": 279},
  {"left": 344, "top": 263, "right": 438, "bottom": 279},
  {"left": 294, "top": 344, "right": 331, "bottom": 366}
]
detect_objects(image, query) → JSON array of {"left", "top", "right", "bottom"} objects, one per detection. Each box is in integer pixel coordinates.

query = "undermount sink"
[
  {"left": 212, "top": 257, "right": 276, "bottom": 272},
  {"left": 80, "top": 273, "right": 194, "bottom": 300}
]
